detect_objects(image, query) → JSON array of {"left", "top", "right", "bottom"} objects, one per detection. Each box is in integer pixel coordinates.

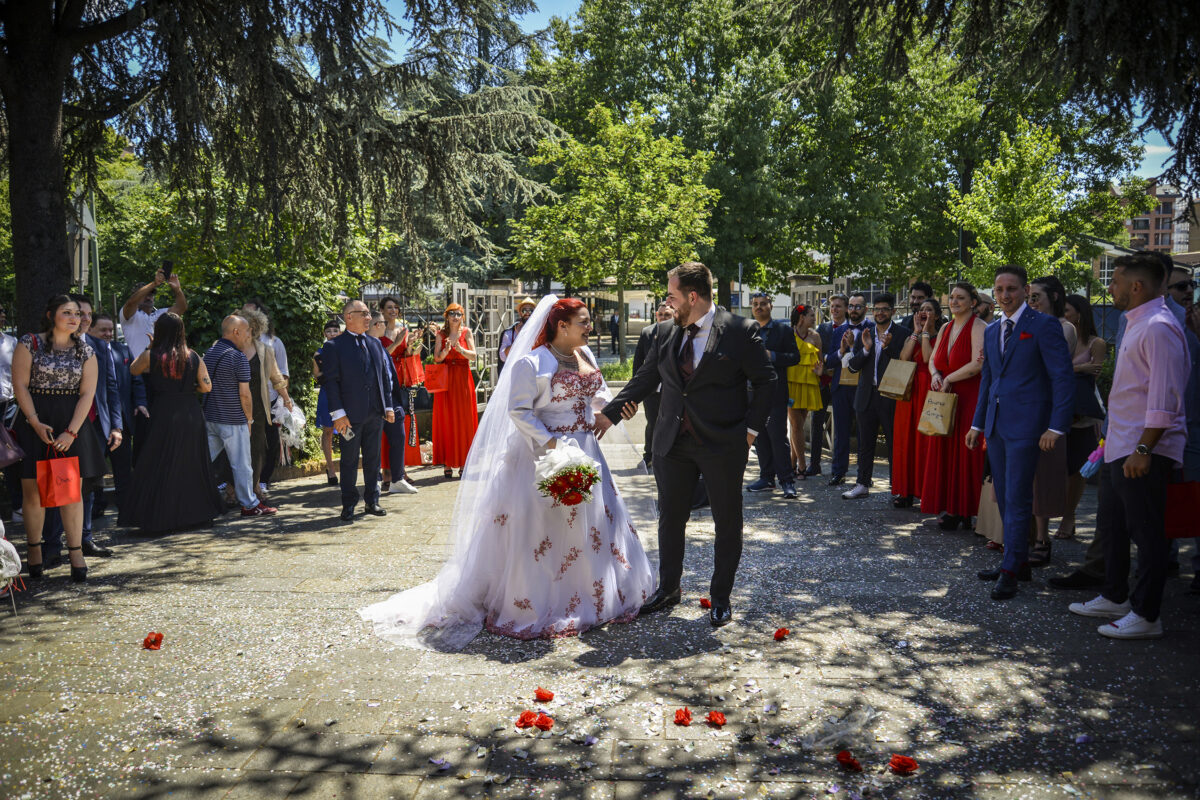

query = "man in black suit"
[
  {"left": 746, "top": 292, "right": 801, "bottom": 498},
  {"left": 609, "top": 312, "right": 620, "bottom": 354},
  {"left": 841, "top": 293, "right": 910, "bottom": 499},
  {"left": 898, "top": 281, "right": 933, "bottom": 331},
  {"left": 805, "top": 295, "right": 846, "bottom": 477},
  {"left": 632, "top": 302, "right": 675, "bottom": 468},
  {"left": 825, "top": 293, "right": 872, "bottom": 485},
  {"left": 89, "top": 312, "right": 147, "bottom": 518},
  {"left": 596, "top": 262, "right": 775, "bottom": 627},
  {"left": 322, "top": 299, "right": 399, "bottom": 521}
]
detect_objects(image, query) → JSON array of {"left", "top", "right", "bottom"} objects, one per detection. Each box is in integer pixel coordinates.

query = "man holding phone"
[{"left": 119, "top": 262, "right": 188, "bottom": 361}]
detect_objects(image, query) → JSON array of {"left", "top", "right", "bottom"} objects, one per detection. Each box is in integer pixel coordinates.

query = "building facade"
[{"left": 1124, "top": 180, "right": 1192, "bottom": 253}]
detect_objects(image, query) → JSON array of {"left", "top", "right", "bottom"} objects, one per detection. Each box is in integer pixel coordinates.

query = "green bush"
[{"left": 601, "top": 360, "right": 633, "bottom": 381}]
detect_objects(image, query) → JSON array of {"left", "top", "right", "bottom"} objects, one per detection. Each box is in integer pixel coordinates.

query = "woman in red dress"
[
  {"left": 432, "top": 303, "right": 479, "bottom": 478},
  {"left": 379, "top": 297, "right": 426, "bottom": 485},
  {"left": 891, "top": 299, "right": 941, "bottom": 507},
  {"left": 921, "top": 283, "right": 987, "bottom": 530}
]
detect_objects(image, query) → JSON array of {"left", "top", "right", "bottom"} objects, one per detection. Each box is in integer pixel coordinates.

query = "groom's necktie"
[{"left": 678, "top": 323, "right": 701, "bottom": 439}]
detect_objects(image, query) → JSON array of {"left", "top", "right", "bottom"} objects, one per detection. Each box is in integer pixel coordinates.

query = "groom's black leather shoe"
[
  {"left": 991, "top": 571, "right": 1020, "bottom": 600},
  {"left": 640, "top": 587, "right": 681, "bottom": 615},
  {"left": 978, "top": 563, "right": 1031, "bottom": 582},
  {"left": 364, "top": 504, "right": 387, "bottom": 517},
  {"left": 709, "top": 603, "right": 733, "bottom": 627},
  {"left": 340, "top": 506, "right": 355, "bottom": 522}
]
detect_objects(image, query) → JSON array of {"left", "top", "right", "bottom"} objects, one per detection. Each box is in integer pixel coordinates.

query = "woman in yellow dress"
[{"left": 787, "top": 304, "right": 824, "bottom": 478}]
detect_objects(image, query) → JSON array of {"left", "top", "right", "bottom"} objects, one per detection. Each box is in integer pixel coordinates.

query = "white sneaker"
[
  {"left": 841, "top": 484, "right": 869, "bottom": 500},
  {"left": 1098, "top": 611, "right": 1163, "bottom": 639},
  {"left": 390, "top": 479, "right": 418, "bottom": 494},
  {"left": 1069, "top": 595, "right": 1132, "bottom": 618}
]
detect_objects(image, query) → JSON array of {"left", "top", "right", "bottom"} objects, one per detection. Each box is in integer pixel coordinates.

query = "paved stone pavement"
[{"left": 2, "top": 411, "right": 1199, "bottom": 800}]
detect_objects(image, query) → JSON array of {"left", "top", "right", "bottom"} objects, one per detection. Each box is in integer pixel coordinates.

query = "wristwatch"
[{"left": 1135, "top": 444, "right": 1150, "bottom": 456}]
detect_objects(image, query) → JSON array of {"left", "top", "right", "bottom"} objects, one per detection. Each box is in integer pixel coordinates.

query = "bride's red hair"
[{"left": 534, "top": 298, "right": 587, "bottom": 349}]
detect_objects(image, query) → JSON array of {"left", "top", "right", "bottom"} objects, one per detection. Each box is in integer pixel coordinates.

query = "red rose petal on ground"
[
  {"left": 515, "top": 710, "right": 538, "bottom": 729},
  {"left": 534, "top": 687, "right": 554, "bottom": 702},
  {"left": 699, "top": 598, "right": 712, "bottom": 609},
  {"left": 705, "top": 711, "right": 726, "bottom": 727},
  {"left": 889, "top": 754, "right": 919, "bottom": 774},
  {"left": 773, "top": 627, "right": 790, "bottom": 641},
  {"left": 836, "top": 750, "right": 863, "bottom": 772},
  {"left": 674, "top": 707, "right": 692, "bottom": 726},
  {"left": 534, "top": 712, "right": 554, "bottom": 731},
  {"left": 142, "top": 632, "right": 163, "bottom": 650}
]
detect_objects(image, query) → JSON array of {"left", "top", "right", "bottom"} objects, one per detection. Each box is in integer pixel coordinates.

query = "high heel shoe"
[
  {"left": 444, "top": 468, "right": 453, "bottom": 479},
  {"left": 326, "top": 472, "right": 339, "bottom": 486},
  {"left": 1028, "top": 538, "right": 1052, "bottom": 567},
  {"left": 67, "top": 545, "right": 87, "bottom": 583},
  {"left": 26, "top": 540, "right": 44, "bottom": 579},
  {"left": 938, "top": 514, "right": 968, "bottom": 531}
]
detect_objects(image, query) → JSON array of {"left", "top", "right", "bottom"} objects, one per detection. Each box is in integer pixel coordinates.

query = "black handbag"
[{"left": 1073, "top": 374, "right": 1105, "bottom": 420}]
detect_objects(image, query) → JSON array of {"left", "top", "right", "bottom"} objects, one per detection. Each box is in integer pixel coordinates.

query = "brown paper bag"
[
  {"left": 975, "top": 477, "right": 1003, "bottom": 544},
  {"left": 917, "top": 390, "right": 958, "bottom": 437},
  {"left": 878, "top": 359, "right": 917, "bottom": 401},
  {"left": 838, "top": 367, "right": 860, "bottom": 388}
]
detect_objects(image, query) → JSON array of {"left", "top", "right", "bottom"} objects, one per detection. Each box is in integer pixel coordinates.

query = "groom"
[{"left": 596, "top": 262, "right": 775, "bottom": 626}]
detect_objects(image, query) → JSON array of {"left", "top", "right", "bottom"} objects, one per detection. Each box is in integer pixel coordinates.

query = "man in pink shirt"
[{"left": 1068, "top": 252, "right": 1188, "bottom": 639}]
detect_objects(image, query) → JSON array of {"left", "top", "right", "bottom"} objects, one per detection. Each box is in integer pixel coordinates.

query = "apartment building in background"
[{"left": 1124, "top": 179, "right": 1192, "bottom": 253}]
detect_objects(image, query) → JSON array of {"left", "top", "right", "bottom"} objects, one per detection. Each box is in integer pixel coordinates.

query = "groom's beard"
[{"left": 673, "top": 301, "right": 692, "bottom": 327}]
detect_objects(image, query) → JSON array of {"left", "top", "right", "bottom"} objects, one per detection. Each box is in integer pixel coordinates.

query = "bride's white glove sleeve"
[{"left": 508, "top": 357, "right": 556, "bottom": 449}]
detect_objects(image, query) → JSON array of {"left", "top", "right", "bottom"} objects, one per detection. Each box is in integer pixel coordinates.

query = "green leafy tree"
[{"left": 511, "top": 104, "right": 718, "bottom": 361}]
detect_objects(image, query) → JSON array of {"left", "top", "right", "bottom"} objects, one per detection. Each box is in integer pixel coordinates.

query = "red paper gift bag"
[
  {"left": 1165, "top": 480, "right": 1200, "bottom": 539},
  {"left": 36, "top": 448, "right": 81, "bottom": 508},
  {"left": 423, "top": 363, "right": 449, "bottom": 393}
]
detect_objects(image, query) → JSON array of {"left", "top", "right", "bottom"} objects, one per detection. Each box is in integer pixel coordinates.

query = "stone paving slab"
[{"left": 2, "top": 412, "right": 1199, "bottom": 799}]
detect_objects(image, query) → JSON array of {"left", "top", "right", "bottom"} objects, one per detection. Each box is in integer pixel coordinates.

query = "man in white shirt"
[
  {"left": 119, "top": 266, "right": 188, "bottom": 360},
  {"left": 0, "top": 301, "right": 20, "bottom": 522}
]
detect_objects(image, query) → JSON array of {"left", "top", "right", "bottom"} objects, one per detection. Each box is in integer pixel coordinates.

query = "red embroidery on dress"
[
  {"left": 533, "top": 537, "right": 553, "bottom": 562},
  {"left": 485, "top": 613, "right": 598, "bottom": 640},
  {"left": 590, "top": 526, "right": 603, "bottom": 553},
  {"left": 604, "top": 505, "right": 614, "bottom": 525},
  {"left": 610, "top": 543, "right": 630, "bottom": 569},
  {"left": 629, "top": 522, "right": 639, "bottom": 540},
  {"left": 547, "top": 399, "right": 590, "bottom": 433},
  {"left": 592, "top": 579, "right": 606, "bottom": 616},
  {"left": 567, "top": 507, "right": 578, "bottom": 528},
  {"left": 547, "top": 371, "right": 601, "bottom": 433},
  {"left": 494, "top": 513, "right": 508, "bottom": 526},
  {"left": 566, "top": 593, "right": 581, "bottom": 614},
  {"left": 617, "top": 588, "right": 627, "bottom": 606},
  {"left": 513, "top": 597, "right": 532, "bottom": 610},
  {"left": 555, "top": 547, "right": 581, "bottom": 580}
]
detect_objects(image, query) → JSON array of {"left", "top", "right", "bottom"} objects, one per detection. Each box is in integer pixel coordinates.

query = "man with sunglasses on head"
[{"left": 497, "top": 297, "right": 537, "bottom": 376}]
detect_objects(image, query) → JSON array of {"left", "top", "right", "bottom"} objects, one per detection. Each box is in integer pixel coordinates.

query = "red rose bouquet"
[{"left": 534, "top": 440, "right": 601, "bottom": 507}]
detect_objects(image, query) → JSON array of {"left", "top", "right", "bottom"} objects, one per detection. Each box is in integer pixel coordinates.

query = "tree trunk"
[
  {"left": 3, "top": 6, "right": 73, "bottom": 334},
  {"left": 617, "top": 280, "right": 627, "bottom": 363}
]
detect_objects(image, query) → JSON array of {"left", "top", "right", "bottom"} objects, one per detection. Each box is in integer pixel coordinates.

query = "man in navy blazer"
[
  {"left": 805, "top": 296, "right": 847, "bottom": 476},
  {"left": 824, "top": 293, "right": 874, "bottom": 485},
  {"left": 89, "top": 312, "right": 146, "bottom": 517},
  {"left": 322, "top": 299, "right": 399, "bottom": 521},
  {"left": 746, "top": 292, "right": 801, "bottom": 497},
  {"left": 967, "top": 265, "right": 1074, "bottom": 599}
]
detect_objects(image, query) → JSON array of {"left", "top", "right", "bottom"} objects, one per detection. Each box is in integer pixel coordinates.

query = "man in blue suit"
[
  {"left": 89, "top": 313, "right": 147, "bottom": 518},
  {"left": 967, "top": 264, "right": 1074, "bottom": 600},
  {"left": 323, "top": 299, "right": 399, "bottom": 521},
  {"left": 804, "top": 295, "right": 847, "bottom": 477},
  {"left": 825, "top": 293, "right": 874, "bottom": 485},
  {"left": 746, "top": 292, "right": 801, "bottom": 498}
]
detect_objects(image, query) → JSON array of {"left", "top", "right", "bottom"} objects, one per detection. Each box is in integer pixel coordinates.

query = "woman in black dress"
[
  {"left": 120, "top": 313, "right": 223, "bottom": 533},
  {"left": 11, "top": 295, "right": 106, "bottom": 581}
]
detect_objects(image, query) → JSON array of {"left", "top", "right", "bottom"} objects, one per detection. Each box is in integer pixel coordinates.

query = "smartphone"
[
  {"left": 160, "top": 259, "right": 173, "bottom": 279},
  {"left": 340, "top": 426, "right": 355, "bottom": 441}
]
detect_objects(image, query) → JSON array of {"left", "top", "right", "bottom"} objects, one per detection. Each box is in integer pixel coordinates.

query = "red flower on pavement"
[
  {"left": 674, "top": 708, "right": 693, "bottom": 726},
  {"left": 705, "top": 711, "right": 726, "bottom": 727},
  {"left": 773, "top": 627, "right": 790, "bottom": 641},
  {"left": 699, "top": 598, "right": 712, "bottom": 609},
  {"left": 534, "top": 687, "right": 555, "bottom": 702},
  {"left": 142, "top": 632, "right": 164, "bottom": 650},
  {"left": 515, "top": 710, "right": 538, "bottom": 729},
  {"left": 888, "top": 754, "right": 919, "bottom": 775},
  {"left": 534, "top": 713, "right": 554, "bottom": 731},
  {"left": 836, "top": 750, "right": 863, "bottom": 772}
]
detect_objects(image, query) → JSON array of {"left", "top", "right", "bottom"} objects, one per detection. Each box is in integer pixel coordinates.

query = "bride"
[{"left": 360, "top": 296, "right": 655, "bottom": 649}]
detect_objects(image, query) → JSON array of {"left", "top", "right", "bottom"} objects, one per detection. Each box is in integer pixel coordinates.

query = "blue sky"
[{"left": 382, "top": 0, "right": 1170, "bottom": 179}]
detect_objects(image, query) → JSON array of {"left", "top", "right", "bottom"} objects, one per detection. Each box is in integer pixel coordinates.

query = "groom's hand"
[
  {"left": 593, "top": 413, "right": 614, "bottom": 439},
  {"left": 619, "top": 401, "right": 638, "bottom": 421}
]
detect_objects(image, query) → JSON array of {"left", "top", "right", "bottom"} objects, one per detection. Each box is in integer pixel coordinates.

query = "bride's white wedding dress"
[{"left": 360, "top": 298, "right": 654, "bottom": 650}]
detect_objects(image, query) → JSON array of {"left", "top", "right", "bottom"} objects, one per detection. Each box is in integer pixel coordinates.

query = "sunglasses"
[
  {"left": 446, "top": 311, "right": 463, "bottom": 317},
  {"left": 1169, "top": 280, "right": 1196, "bottom": 292}
]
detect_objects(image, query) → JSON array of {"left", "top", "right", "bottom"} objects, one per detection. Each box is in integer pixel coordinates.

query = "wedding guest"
[
  {"left": 204, "top": 316, "right": 275, "bottom": 516},
  {"left": 238, "top": 308, "right": 291, "bottom": 501},
  {"left": 0, "top": 302, "right": 22, "bottom": 520},
  {"left": 805, "top": 295, "right": 847, "bottom": 477},
  {"left": 432, "top": 303, "right": 479, "bottom": 479},
  {"left": 976, "top": 293, "right": 996, "bottom": 324},
  {"left": 899, "top": 281, "right": 934, "bottom": 330},
  {"left": 120, "top": 267, "right": 188, "bottom": 360},
  {"left": 842, "top": 293, "right": 909, "bottom": 500},
  {"left": 747, "top": 292, "right": 801, "bottom": 498},
  {"left": 633, "top": 302, "right": 675, "bottom": 469},
  {"left": 891, "top": 299, "right": 943, "bottom": 507},
  {"left": 323, "top": 299, "right": 397, "bottom": 521},
  {"left": 1026, "top": 275, "right": 1076, "bottom": 565},
  {"left": 827, "top": 293, "right": 873, "bottom": 486},
  {"left": 11, "top": 296, "right": 106, "bottom": 581},
  {"left": 243, "top": 301, "right": 288, "bottom": 492},
  {"left": 88, "top": 313, "right": 145, "bottom": 519},
  {"left": 967, "top": 265, "right": 1073, "bottom": 600},
  {"left": 1066, "top": 252, "right": 1187, "bottom": 638},
  {"left": 384, "top": 301, "right": 428, "bottom": 473},
  {"left": 608, "top": 311, "right": 620, "bottom": 355},
  {"left": 1056, "top": 295, "right": 1107, "bottom": 540},
  {"left": 312, "top": 319, "right": 342, "bottom": 485},
  {"left": 921, "top": 283, "right": 986, "bottom": 529},
  {"left": 497, "top": 297, "right": 537, "bottom": 375},
  {"left": 786, "top": 304, "right": 823, "bottom": 479},
  {"left": 371, "top": 309, "right": 417, "bottom": 495},
  {"left": 121, "top": 313, "right": 223, "bottom": 533}
]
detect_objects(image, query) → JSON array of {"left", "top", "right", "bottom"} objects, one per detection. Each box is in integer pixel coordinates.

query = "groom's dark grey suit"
[{"left": 601, "top": 307, "right": 775, "bottom": 604}]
